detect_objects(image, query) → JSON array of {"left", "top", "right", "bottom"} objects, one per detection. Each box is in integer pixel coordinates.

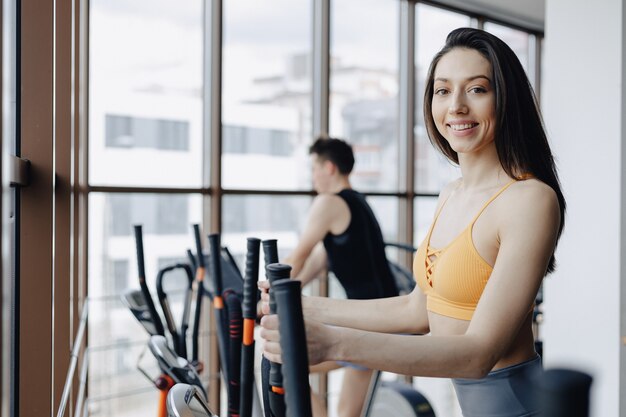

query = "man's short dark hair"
[{"left": 308, "top": 137, "right": 355, "bottom": 175}]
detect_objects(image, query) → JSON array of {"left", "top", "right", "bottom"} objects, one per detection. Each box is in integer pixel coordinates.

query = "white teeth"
[{"left": 449, "top": 123, "right": 477, "bottom": 131}]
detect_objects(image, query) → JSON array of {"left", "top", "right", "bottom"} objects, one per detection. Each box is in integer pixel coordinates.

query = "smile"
[{"left": 448, "top": 123, "right": 478, "bottom": 131}]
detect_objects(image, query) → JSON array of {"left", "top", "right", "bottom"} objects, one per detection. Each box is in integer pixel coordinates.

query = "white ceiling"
[
  {"left": 431, "top": 0, "right": 546, "bottom": 31},
  {"left": 470, "top": 0, "right": 545, "bottom": 24}
]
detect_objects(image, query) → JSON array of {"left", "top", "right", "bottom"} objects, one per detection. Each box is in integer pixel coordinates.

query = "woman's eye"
[
  {"left": 469, "top": 87, "right": 487, "bottom": 93},
  {"left": 434, "top": 88, "right": 449, "bottom": 96}
]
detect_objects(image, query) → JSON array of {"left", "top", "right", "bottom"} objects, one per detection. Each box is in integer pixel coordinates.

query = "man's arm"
[
  {"left": 284, "top": 194, "right": 349, "bottom": 281},
  {"left": 291, "top": 242, "right": 327, "bottom": 286}
]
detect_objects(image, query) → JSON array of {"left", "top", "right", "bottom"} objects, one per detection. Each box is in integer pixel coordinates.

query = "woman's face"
[{"left": 431, "top": 48, "right": 496, "bottom": 157}]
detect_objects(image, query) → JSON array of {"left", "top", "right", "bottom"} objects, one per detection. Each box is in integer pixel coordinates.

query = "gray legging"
[{"left": 452, "top": 355, "right": 543, "bottom": 417}]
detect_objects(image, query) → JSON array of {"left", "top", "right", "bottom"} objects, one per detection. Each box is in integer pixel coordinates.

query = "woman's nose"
[{"left": 448, "top": 93, "right": 468, "bottom": 114}]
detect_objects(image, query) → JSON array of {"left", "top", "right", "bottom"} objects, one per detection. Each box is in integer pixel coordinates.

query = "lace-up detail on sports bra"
[
  {"left": 414, "top": 179, "right": 519, "bottom": 320},
  {"left": 424, "top": 247, "right": 442, "bottom": 288}
]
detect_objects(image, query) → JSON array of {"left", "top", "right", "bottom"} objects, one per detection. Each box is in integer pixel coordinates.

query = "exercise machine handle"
[
  {"left": 243, "top": 238, "right": 261, "bottom": 320},
  {"left": 155, "top": 263, "right": 194, "bottom": 358},
  {"left": 191, "top": 224, "right": 205, "bottom": 364},
  {"left": 208, "top": 233, "right": 224, "bottom": 299},
  {"left": 225, "top": 290, "right": 243, "bottom": 417},
  {"left": 240, "top": 238, "right": 260, "bottom": 417},
  {"left": 207, "top": 233, "right": 230, "bottom": 383},
  {"left": 273, "top": 278, "right": 312, "bottom": 417},
  {"left": 264, "top": 261, "right": 290, "bottom": 417},
  {"left": 134, "top": 224, "right": 165, "bottom": 336},
  {"left": 262, "top": 239, "right": 279, "bottom": 270}
]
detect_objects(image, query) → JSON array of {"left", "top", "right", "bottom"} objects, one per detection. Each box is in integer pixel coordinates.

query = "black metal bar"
[
  {"left": 191, "top": 224, "right": 205, "bottom": 364},
  {"left": 265, "top": 262, "right": 291, "bottom": 417},
  {"left": 207, "top": 233, "right": 230, "bottom": 383},
  {"left": 156, "top": 263, "right": 194, "bottom": 359},
  {"left": 273, "top": 278, "right": 312, "bottom": 417},
  {"left": 225, "top": 290, "right": 243, "bottom": 417},
  {"left": 87, "top": 185, "right": 438, "bottom": 199},
  {"left": 240, "top": 237, "right": 260, "bottom": 417},
  {"left": 134, "top": 224, "right": 165, "bottom": 336}
]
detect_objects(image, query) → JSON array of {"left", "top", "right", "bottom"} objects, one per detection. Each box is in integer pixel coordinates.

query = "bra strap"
[
  {"left": 469, "top": 179, "right": 518, "bottom": 224},
  {"left": 425, "top": 182, "right": 461, "bottom": 241}
]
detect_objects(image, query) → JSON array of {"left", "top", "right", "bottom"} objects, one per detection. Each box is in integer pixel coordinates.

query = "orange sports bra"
[{"left": 414, "top": 179, "right": 518, "bottom": 321}]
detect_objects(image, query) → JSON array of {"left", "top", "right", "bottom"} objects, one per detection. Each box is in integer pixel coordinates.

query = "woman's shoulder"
[
  {"left": 508, "top": 177, "right": 557, "bottom": 202},
  {"left": 499, "top": 177, "right": 560, "bottom": 224}
]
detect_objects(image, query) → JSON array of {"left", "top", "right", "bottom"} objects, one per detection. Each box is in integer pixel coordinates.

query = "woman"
[{"left": 261, "top": 27, "right": 565, "bottom": 417}]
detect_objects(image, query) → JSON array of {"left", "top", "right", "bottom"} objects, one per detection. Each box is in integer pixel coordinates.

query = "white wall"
[{"left": 542, "top": 0, "right": 624, "bottom": 416}]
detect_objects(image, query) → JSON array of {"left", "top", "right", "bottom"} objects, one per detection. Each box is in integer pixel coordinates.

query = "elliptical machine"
[
  {"left": 121, "top": 224, "right": 206, "bottom": 417},
  {"left": 167, "top": 383, "right": 217, "bottom": 417}
]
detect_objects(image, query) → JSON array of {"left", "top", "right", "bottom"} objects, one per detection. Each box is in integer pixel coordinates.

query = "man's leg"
[
  {"left": 311, "top": 389, "right": 328, "bottom": 417},
  {"left": 308, "top": 362, "right": 341, "bottom": 417},
  {"left": 337, "top": 367, "right": 374, "bottom": 417}
]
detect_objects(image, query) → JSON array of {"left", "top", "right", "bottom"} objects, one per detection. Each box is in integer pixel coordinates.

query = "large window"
[
  {"left": 89, "top": 0, "right": 204, "bottom": 188},
  {"left": 330, "top": 0, "right": 400, "bottom": 192},
  {"left": 222, "top": 195, "right": 312, "bottom": 269},
  {"left": 88, "top": 0, "right": 205, "bottom": 415},
  {"left": 87, "top": 1, "right": 541, "bottom": 416},
  {"left": 105, "top": 115, "right": 190, "bottom": 151},
  {"left": 222, "top": 0, "right": 312, "bottom": 190}
]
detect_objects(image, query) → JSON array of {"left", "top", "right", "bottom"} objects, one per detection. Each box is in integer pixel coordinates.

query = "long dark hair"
[{"left": 423, "top": 28, "right": 565, "bottom": 273}]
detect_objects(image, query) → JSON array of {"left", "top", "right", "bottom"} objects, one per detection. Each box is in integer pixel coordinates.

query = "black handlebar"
[
  {"left": 273, "top": 278, "right": 313, "bottom": 417},
  {"left": 194, "top": 224, "right": 206, "bottom": 268},
  {"left": 208, "top": 234, "right": 223, "bottom": 296},
  {"left": 240, "top": 238, "right": 261, "bottom": 417},
  {"left": 224, "top": 290, "right": 243, "bottom": 417},
  {"left": 191, "top": 224, "right": 206, "bottom": 363},
  {"left": 265, "top": 263, "right": 291, "bottom": 417},
  {"left": 134, "top": 225, "right": 165, "bottom": 337},
  {"left": 261, "top": 240, "right": 284, "bottom": 417},
  {"left": 242, "top": 238, "right": 261, "bottom": 320},
  {"left": 155, "top": 263, "right": 194, "bottom": 358},
  {"left": 262, "top": 240, "right": 279, "bottom": 270},
  {"left": 207, "top": 233, "right": 230, "bottom": 384}
]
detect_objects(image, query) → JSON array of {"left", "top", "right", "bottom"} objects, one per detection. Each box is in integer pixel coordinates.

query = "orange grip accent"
[
  {"left": 214, "top": 296, "right": 224, "bottom": 309},
  {"left": 157, "top": 389, "right": 168, "bottom": 417},
  {"left": 157, "top": 375, "right": 175, "bottom": 417},
  {"left": 243, "top": 319, "right": 255, "bottom": 346},
  {"left": 195, "top": 266, "right": 205, "bottom": 282},
  {"left": 271, "top": 386, "right": 285, "bottom": 395}
]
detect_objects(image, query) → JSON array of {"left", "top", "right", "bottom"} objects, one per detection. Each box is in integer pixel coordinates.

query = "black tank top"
[{"left": 323, "top": 189, "right": 398, "bottom": 300}]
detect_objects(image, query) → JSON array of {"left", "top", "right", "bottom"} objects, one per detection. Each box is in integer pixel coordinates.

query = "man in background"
[{"left": 284, "top": 137, "right": 398, "bottom": 417}]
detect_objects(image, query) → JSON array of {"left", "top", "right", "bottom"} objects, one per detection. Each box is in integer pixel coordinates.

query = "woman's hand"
[
  {"left": 260, "top": 313, "right": 337, "bottom": 366},
  {"left": 259, "top": 314, "right": 282, "bottom": 363},
  {"left": 257, "top": 280, "right": 270, "bottom": 317}
]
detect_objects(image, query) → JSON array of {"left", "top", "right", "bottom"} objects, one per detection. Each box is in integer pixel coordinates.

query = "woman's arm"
[
  {"left": 261, "top": 314, "right": 484, "bottom": 378},
  {"left": 462, "top": 181, "right": 561, "bottom": 370},
  {"left": 259, "top": 281, "right": 429, "bottom": 335},
  {"left": 304, "top": 288, "right": 429, "bottom": 335}
]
